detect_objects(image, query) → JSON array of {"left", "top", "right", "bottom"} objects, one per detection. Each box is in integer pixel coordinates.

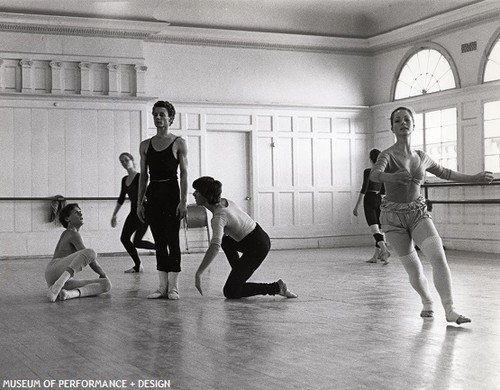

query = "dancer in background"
[
  {"left": 192, "top": 176, "right": 297, "bottom": 300},
  {"left": 137, "top": 100, "right": 188, "bottom": 299},
  {"left": 45, "top": 204, "right": 111, "bottom": 302},
  {"left": 353, "top": 148, "right": 390, "bottom": 264},
  {"left": 370, "top": 106, "right": 493, "bottom": 324},
  {"left": 111, "top": 152, "right": 155, "bottom": 273}
]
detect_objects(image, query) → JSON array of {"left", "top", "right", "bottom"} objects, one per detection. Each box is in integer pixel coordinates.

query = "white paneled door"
[{"left": 205, "top": 131, "right": 251, "bottom": 214}]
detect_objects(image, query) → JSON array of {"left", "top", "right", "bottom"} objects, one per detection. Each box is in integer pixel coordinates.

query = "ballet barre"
[
  {"left": 422, "top": 179, "right": 500, "bottom": 210},
  {"left": 0, "top": 196, "right": 119, "bottom": 201}
]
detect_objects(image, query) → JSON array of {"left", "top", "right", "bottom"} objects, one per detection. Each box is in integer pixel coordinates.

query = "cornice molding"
[
  {"left": 0, "top": 1, "right": 498, "bottom": 54},
  {"left": 147, "top": 26, "right": 370, "bottom": 55},
  {"left": 0, "top": 91, "right": 156, "bottom": 103},
  {"left": 0, "top": 11, "right": 168, "bottom": 39}
]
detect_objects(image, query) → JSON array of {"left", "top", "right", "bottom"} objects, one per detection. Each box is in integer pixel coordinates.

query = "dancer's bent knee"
[
  {"left": 223, "top": 284, "right": 242, "bottom": 299},
  {"left": 101, "top": 277, "right": 112, "bottom": 293}
]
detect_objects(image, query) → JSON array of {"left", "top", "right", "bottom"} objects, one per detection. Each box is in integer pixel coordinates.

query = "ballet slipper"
[
  {"left": 147, "top": 290, "right": 166, "bottom": 299},
  {"left": 147, "top": 271, "right": 168, "bottom": 299},
  {"left": 277, "top": 279, "right": 298, "bottom": 298},
  {"left": 47, "top": 285, "right": 63, "bottom": 303},
  {"left": 446, "top": 314, "right": 471, "bottom": 325},
  {"left": 59, "top": 289, "right": 80, "bottom": 301},
  {"left": 367, "top": 248, "right": 379, "bottom": 263},
  {"left": 124, "top": 265, "right": 143, "bottom": 273},
  {"left": 167, "top": 272, "right": 180, "bottom": 300},
  {"left": 420, "top": 310, "right": 434, "bottom": 318},
  {"left": 379, "top": 247, "right": 391, "bottom": 262}
]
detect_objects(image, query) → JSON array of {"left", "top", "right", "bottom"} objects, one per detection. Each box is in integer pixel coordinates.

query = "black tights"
[
  {"left": 121, "top": 212, "right": 155, "bottom": 270},
  {"left": 146, "top": 181, "right": 181, "bottom": 273},
  {"left": 222, "top": 224, "right": 279, "bottom": 299}
]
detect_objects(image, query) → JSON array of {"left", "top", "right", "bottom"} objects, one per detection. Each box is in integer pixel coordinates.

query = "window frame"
[
  {"left": 482, "top": 99, "right": 500, "bottom": 175},
  {"left": 413, "top": 105, "right": 459, "bottom": 182},
  {"left": 480, "top": 26, "right": 500, "bottom": 84},
  {"left": 391, "top": 42, "right": 460, "bottom": 102}
]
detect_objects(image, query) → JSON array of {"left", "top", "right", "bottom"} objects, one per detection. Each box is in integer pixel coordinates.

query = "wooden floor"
[{"left": 1, "top": 247, "right": 499, "bottom": 390}]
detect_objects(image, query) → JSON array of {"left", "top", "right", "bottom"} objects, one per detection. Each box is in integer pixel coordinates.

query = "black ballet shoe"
[
  {"left": 124, "top": 265, "right": 143, "bottom": 273},
  {"left": 420, "top": 310, "right": 434, "bottom": 318}
]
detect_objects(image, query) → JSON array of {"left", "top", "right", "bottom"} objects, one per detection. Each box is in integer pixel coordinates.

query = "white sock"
[
  {"left": 47, "top": 271, "right": 72, "bottom": 302},
  {"left": 79, "top": 279, "right": 112, "bottom": 298},
  {"left": 59, "top": 289, "right": 80, "bottom": 301}
]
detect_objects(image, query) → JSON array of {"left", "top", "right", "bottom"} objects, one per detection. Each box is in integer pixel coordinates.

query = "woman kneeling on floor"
[{"left": 192, "top": 176, "right": 297, "bottom": 300}]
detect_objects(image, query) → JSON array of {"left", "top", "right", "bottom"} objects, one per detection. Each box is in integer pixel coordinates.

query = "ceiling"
[{"left": 0, "top": 0, "right": 485, "bottom": 38}]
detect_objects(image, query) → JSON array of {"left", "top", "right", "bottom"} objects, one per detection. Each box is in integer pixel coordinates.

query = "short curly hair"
[
  {"left": 152, "top": 100, "right": 176, "bottom": 126},
  {"left": 59, "top": 203, "right": 80, "bottom": 228},
  {"left": 192, "top": 176, "right": 222, "bottom": 205}
]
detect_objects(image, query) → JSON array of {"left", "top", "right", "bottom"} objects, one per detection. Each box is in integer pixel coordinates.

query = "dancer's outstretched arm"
[
  {"left": 447, "top": 170, "right": 493, "bottom": 183},
  {"left": 195, "top": 243, "right": 220, "bottom": 296}
]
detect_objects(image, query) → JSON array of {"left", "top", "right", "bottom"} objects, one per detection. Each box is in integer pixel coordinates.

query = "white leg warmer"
[
  {"left": 47, "top": 271, "right": 72, "bottom": 302},
  {"left": 78, "top": 278, "right": 112, "bottom": 298},
  {"left": 399, "top": 251, "right": 434, "bottom": 311},
  {"left": 420, "top": 236, "right": 458, "bottom": 320}
]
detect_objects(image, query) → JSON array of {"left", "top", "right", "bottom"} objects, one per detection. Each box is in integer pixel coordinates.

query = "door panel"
[{"left": 206, "top": 131, "right": 250, "bottom": 214}]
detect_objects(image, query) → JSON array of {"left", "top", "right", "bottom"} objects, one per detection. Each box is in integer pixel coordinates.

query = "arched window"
[
  {"left": 483, "top": 35, "right": 500, "bottom": 82},
  {"left": 482, "top": 31, "right": 500, "bottom": 173},
  {"left": 393, "top": 45, "right": 458, "bottom": 101}
]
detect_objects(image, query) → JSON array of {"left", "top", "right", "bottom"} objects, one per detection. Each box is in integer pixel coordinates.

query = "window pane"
[
  {"left": 395, "top": 49, "right": 456, "bottom": 100},
  {"left": 484, "top": 61, "right": 500, "bottom": 82},
  {"left": 441, "top": 125, "right": 457, "bottom": 142},
  {"left": 394, "top": 80, "right": 412, "bottom": 100},
  {"left": 412, "top": 128, "right": 424, "bottom": 150},
  {"left": 484, "top": 119, "right": 500, "bottom": 138},
  {"left": 441, "top": 108, "right": 457, "bottom": 125},
  {"left": 484, "top": 101, "right": 500, "bottom": 120},
  {"left": 485, "top": 155, "right": 500, "bottom": 173},
  {"left": 418, "top": 108, "right": 457, "bottom": 173},
  {"left": 425, "top": 110, "right": 441, "bottom": 127},
  {"left": 413, "top": 112, "right": 424, "bottom": 150},
  {"left": 483, "top": 100, "right": 500, "bottom": 173},
  {"left": 484, "top": 39, "right": 500, "bottom": 82}
]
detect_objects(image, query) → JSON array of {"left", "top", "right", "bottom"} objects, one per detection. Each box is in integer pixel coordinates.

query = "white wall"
[{"left": 144, "top": 43, "right": 373, "bottom": 107}]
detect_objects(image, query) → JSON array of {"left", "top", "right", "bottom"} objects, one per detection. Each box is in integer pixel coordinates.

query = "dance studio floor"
[{"left": 1, "top": 247, "right": 499, "bottom": 390}]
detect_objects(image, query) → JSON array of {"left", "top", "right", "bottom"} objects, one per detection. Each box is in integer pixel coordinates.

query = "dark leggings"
[
  {"left": 146, "top": 181, "right": 181, "bottom": 273},
  {"left": 364, "top": 192, "right": 386, "bottom": 247},
  {"left": 363, "top": 192, "right": 382, "bottom": 227},
  {"left": 221, "top": 224, "right": 280, "bottom": 299},
  {"left": 121, "top": 211, "right": 155, "bottom": 270}
]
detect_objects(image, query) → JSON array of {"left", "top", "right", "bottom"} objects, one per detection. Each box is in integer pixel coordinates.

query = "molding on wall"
[
  {"left": 174, "top": 100, "right": 370, "bottom": 112},
  {"left": 0, "top": 92, "right": 156, "bottom": 103},
  {"left": 1, "top": 2, "right": 499, "bottom": 54},
  {"left": 0, "top": 11, "right": 168, "bottom": 39},
  {"left": 147, "top": 26, "right": 370, "bottom": 55}
]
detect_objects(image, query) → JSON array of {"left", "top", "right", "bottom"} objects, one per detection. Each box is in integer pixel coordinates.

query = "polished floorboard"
[{"left": 1, "top": 247, "right": 499, "bottom": 390}]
